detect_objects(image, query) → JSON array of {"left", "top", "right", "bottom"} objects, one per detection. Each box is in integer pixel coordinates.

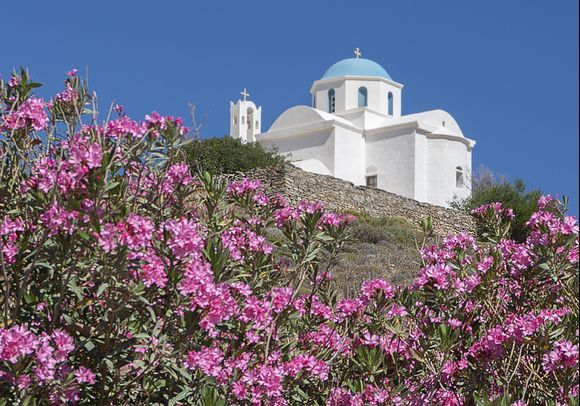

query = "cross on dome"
[
  {"left": 240, "top": 88, "right": 250, "bottom": 101},
  {"left": 354, "top": 47, "right": 362, "bottom": 58}
]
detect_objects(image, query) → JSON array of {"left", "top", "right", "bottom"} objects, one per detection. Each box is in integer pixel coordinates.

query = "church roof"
[{"left": 321, "top": 58, "right": 392, "bottom": 81}]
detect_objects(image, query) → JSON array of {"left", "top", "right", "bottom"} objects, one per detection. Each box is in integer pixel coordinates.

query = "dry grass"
[{"left": 329, "top": 213, "right": 436, "bottom": 297}]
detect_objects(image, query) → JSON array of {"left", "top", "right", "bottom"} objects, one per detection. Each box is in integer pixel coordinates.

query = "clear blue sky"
[{"left": 2, "top": 1, "right": 578, "bottom": 214}]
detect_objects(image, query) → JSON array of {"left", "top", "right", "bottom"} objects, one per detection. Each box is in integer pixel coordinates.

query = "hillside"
[{"left": 329, "top": 214, "right": 437, "bottom": 296}]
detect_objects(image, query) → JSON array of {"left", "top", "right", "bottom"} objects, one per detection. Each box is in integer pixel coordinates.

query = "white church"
[{"left": 229, "top": 49, "right": 476, "bottom": 208}]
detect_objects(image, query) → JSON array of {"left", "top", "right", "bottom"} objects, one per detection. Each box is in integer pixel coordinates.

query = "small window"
[
  {"left": 328, "top": 89, "right": 336, "bottom": 113},
  {"left": 255, "top": 121, "right": 259, "bottom": 129},
  {"left": 242, "top": 116, "right": 245, "bottom": 125},
  {"left": 233, "top": 116, "right": 238, "bottom": 125},
  {"left": 456, "top": 166, "right": 464, "bottom": 188},
  {"left": 366, "top": 175, "right": 377, "bottom": 188},
  {"left": 387, "top": 92, "right": 393, "bottom": 116},
  {"left": 358, "top": 87, "right": 368, "bottom": 107}
]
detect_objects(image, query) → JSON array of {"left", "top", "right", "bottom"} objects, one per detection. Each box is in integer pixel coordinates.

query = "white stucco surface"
[{"left": 229, "top": 56, "right": 475, "bottom": 208}]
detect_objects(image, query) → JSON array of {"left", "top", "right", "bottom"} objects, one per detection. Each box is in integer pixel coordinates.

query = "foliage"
[
  {"left": 0, "top": 70, "right": 578, "bottom": 405},
  {"left": 453, "top": 168, "right": 542, "bottom": 242},
  {"left": 181, "top": 135, "right": 285, "bottom": 175}
]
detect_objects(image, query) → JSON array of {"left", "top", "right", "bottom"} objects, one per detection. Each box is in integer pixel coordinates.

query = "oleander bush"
[{"left": 0, "top": 69, "right": 578, "bottom": 405}]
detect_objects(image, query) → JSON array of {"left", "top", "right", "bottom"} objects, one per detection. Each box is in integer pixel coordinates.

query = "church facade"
[{"left": 229, "top": 51, "right": 476, "bottom": 208}]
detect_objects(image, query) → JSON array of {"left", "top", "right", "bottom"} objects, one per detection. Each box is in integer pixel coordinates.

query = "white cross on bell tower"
[
  {"left": 229, "top": 88, "right": 262, "bottom": 143},
  {"left": 241, "top": 88, "right": 250, "bottom": 101},
  {"left": 354, "top": 47, "right": 362, "bottom": 58}
]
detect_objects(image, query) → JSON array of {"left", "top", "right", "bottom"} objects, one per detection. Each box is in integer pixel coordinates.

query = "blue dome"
[{"left": 321, "top": 58, "right": 392, "bottom": 80}]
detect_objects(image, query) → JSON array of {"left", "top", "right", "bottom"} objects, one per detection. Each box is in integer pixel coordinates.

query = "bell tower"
[{"left": 229, "top": 88, "right": 262, "bottom": 143}]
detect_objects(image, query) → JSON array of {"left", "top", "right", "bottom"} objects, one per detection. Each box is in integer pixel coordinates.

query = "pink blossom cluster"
[
  {"left": 221, "top": 223, "right": 273, "bottom": 263},
  {"left": 145, "top": 111, "right": 189, "bottom": 136},
  {"left": 1, "top": 97, "right": 48, "bottom": 131},
  {"left": 542, "top": 339, "right": 579, "bottom": 372},
  {"left": 105, "top": 116, "right": 146, "bottom": 138},
  {"left": 469, "top": 308, "right": 569, "bottom": 360},
  {"left": 471, "top": 202, "right": 515, "bottom": 221},
  {"left": 162, "top": 163, "right": 193, "bottom": 194},
  {"left": 226, "top": 177, "right": 262, "bottom": 197},
  {"left": 22, "top": 135, "right": 102, "bottom": 195},
  {"left": 0, "top": 325, "right": 94, "bottom": 395},
  {"left": 52, "top": 82, "right": 79, "bottom": 106},
  {"left": 0, "top": 216, "right": 25, "bottom": 264}
]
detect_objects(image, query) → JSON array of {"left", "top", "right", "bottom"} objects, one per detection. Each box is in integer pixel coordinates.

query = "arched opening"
[
  {"left": 328, "top": 89, "right": 336, "bottom": 113},
  {"left": 456, "top": 166, "right": 464, "bottom": 188},
  {"left": 247, "top": 107, "right": 254, "bottom": 142},
  {"left": 358, "top": 87, "right": 368, "bottom": 108},
  {"left": 387, "top": 92, "right": 393, "bottom": 116}
]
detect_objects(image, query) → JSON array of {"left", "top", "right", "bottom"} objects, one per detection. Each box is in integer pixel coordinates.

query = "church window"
[
  {"left": 366, "top": 175, "right": 377, "bottom": 188},
  {"left": 233, "top": 116, "right": 237, "bottom": 125},
  {"left": 358, "top": 87, "right": 368, "bottom": 107},
  {"left": 456, "top": 166, "right": 464, "bottom": 188},
  {"left": 256, "top": 120, "right": 259, "bottom": 129},
  {"left": 387, "top": 92, "right": 393, "bottom": 115},
  {"left": 328, "top": 89, "right": 336, "bottom": 113},
  {"left": 242, "top": 116, "right": 245, "bottom": 125}
]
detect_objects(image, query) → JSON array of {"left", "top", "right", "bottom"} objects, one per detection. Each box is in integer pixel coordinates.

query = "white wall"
[
  {"left": 425, "top": 136, "right": 472, "bottom": 207},
  {"left": 414, "top": 134, "right": 429, "bottom": 202},
  {"left": 333, "top": 126, "right": 365, "bottom": 185},
  {"left": 260, "top": 129, "right": 335, "bottom": 175},
  {"left": 312, "top": 77, "right": 402, "bottom": 116},
  {"left": 365, "top": 127, "right": 416, "bottom": 199}
]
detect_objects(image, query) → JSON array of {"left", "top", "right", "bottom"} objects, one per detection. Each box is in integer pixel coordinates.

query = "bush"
[
  {"left": 0, "top": 70, "right": 578, "bottom": 405},
  {"left": 453, "top": 174, "right": 542, "bottom": 242},
  {"left": 181, "top": 136, "right": 284, "bottom": 175}
]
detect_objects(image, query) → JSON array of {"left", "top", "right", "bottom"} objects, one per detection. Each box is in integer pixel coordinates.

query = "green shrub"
[
  {"left": 181, "top": 136, "right": 284, "bottom": 175},
  {"left": 453, "top": 177, "right": 542, "bottom": 242}
]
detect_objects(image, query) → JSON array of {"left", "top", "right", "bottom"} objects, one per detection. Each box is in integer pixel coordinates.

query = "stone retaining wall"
[{"left": 237, "top": 164, "right": 475, "bottom": 236}]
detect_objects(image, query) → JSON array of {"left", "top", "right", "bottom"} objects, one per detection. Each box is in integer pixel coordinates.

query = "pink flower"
[
  {"left": 227, "top": 178, "right": 262, "bottom": 197},
  {"left": 39, "top": 204, "right": 78, "bottom": 236},
  {"left": 66, "top": 69, "right": 78, "bottom": 77},
  {"left": 1, "top": 97, "right": 48, "bottom": 131},
  {"left": 51, "top": 329, "right": 74, "bottom": 362},
  {"left": 105, "top": 116, "right": 146, "bottom": 138},
  {"left": 542, "top": 340, "right": 579, "bottom": 372},
  {"left": 335, "top": 298, "right": 365, "bottom": 322},
  {"left": 270, "top": 287, "right": 293, "bottom": 312},
  {"left": 0, "top": 325, "right": 37, "bottom": 363},
  {"left": 184, "top": 345, "right": 224, "bottom": 378},
  {"left": 164, "top": 218, "right": 204, "bottom": 259},
  {"left": 361, "top": 279, "right": 394, "bottom": 300},
  {"left": 130, "top": 250, "right": 167, "bottom": 288},
  {"left": 75, "top": 366, "right": 96, "bottom": 384},
  {"left": 8, "top": 75, "right": 19, "bottom": 87},
  {"left": 274, "top": 206, "right": 300, "bottom": 227},
  {"left": 54, "top": 82, "right": 78, "bottom": 104},
  {"left": 162, "top": 163, "right": 193, "bottom": 194}
]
